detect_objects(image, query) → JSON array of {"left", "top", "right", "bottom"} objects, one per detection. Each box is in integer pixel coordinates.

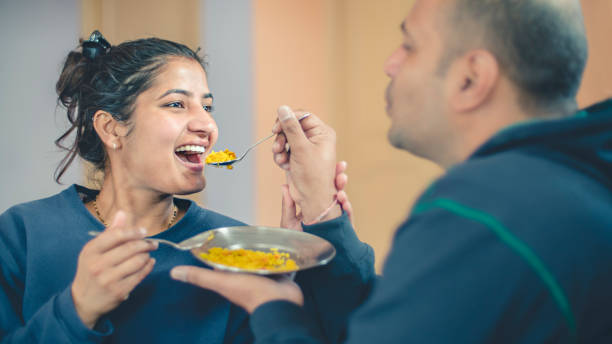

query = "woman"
[{"left": 0, "top": 31, "right": 372, "bottom": 343}]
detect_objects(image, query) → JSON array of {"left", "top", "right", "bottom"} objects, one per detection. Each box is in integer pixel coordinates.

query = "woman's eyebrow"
[
  {"left": 157, "top": 89, "right": 214, "bottom": 100},
  {"left": 157, "top": 89, "right": 191, "bottom": 99}
]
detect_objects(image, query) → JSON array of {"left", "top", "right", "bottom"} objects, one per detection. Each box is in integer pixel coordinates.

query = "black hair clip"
[{"left": 82, "top": 30, "right": 111, "bottom": 60}]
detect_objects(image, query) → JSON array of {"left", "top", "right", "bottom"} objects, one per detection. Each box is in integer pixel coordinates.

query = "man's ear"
[
  {"left": 92, "top": 110, "right": 123, "bottom": 150},
  {"left": 449, "top": 49, "right": 499, "bottom": 113}
]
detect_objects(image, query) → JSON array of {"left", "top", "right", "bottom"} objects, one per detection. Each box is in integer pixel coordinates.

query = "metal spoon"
[
  {"left": 87, "top": 230, "right": 214, "bottom": 251},
  {"left": 207, "top": 112, "right": 311, "bottom": 167}
]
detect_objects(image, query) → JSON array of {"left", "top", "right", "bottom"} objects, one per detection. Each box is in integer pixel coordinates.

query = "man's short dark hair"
[{"left": 439, "top": 0, "right": 588, "bottom": 115}]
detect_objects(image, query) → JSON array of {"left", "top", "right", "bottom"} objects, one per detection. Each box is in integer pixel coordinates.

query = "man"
[{"left": 170, "top": 0, "right": 612, "bottom": 342}]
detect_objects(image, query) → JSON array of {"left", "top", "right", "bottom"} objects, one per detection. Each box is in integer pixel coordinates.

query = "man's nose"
[{"left": 384, "top": 47, "right": 404, "bottom": 77}]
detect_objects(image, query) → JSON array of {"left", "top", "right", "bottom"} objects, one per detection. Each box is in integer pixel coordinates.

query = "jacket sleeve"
[
  {"left": 223, "top": 304, "right": 254, "bottom": 343},
  {"left": 251, "top": 301, "right": 326, "bottom": 344},
  {"left": 291, "top": 212, "right": 376, "bottom": 343},
  {"left": 251, "top": 206, "right": 572, "bottom": 343},
  {"left": 0, "top": 209, "right": 113, "bottom": 343}
]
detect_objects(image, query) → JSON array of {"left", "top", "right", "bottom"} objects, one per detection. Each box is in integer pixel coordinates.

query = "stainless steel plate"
[{"left": 190, "top": 226, "right": 336, "bottom": 275}]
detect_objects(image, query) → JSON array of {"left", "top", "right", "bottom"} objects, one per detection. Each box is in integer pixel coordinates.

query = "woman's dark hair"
[{"left": 54, "top": 31, "right": 206, "bottom": 183}]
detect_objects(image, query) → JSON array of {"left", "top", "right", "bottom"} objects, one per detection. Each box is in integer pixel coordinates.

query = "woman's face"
[{"left": 115, "top": 57, "right": 218, "bottom": 195}]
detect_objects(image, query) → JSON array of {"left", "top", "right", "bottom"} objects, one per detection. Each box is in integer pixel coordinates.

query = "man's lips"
[{"left": 385, "top": 83, "right": 392, "bottom": 113}]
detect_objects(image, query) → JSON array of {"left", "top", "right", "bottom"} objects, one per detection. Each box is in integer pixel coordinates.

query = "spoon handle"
[
  {"left": 87, "top": 230, "right": 184, "bottom": 250},
  {"left": 238, "top": 113, "right": 311, "bottom": 161},
  {"left": 237, "top": 133, "right": 275, "bottom": 161}
]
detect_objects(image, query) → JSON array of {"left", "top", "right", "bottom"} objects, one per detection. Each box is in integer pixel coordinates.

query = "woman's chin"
[{"left": 176, "top": 178, "right": 206, "bottom": 195}]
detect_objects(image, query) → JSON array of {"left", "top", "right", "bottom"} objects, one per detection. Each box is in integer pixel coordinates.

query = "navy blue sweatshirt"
[
  {"left": 0, "top": 185, "right": 375, "bottom": 343},
  {"left": 250, "top": 98, "right": 612, "bottom": 343}
]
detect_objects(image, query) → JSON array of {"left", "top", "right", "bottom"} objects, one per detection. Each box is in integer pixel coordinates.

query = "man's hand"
[
  {"left": 272, "top": 105, "right": 342, "bottom": 224},
  {"left": 170, "top": 267, "right": 303, "bottom": 314}
]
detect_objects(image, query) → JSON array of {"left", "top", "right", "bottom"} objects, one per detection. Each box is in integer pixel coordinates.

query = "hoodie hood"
[{"left": 472, "top": 98, "right": 612, "bottom": 189}]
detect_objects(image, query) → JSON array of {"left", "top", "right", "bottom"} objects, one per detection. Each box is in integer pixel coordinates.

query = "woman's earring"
[{"left": 112, "top": 143, "right": 117, "bottom": 150}]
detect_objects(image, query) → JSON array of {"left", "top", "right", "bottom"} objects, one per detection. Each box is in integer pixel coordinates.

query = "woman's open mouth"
[{"left": 175, "top": 144, "right": 206, "bottom": 167}]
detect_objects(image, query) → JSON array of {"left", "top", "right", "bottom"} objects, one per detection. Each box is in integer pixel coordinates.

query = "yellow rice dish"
[
  {"left": 205, "top": 149, "right": 237, "bottom": 169},
  {"left": 200, "top": 247, "right": 299, "bottom": 271}
]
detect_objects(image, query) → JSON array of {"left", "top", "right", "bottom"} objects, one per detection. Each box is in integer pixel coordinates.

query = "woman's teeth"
[
  {"left": 175, "top": 145, "right": 206, "bottom": 165},
  {"left": 175, "top": 145, "right": 206, "bottom": 154}
]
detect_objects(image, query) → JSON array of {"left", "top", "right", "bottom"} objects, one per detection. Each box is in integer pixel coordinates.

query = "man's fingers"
[
  {"left": 171, "top": 266, "right": 245, "bottom": 298},
  {"left": 274, "top": 152, "right": 289, "bottom": 166},
  {"left": 275, "top": 105, "right": 330, "bottom": 151},
  {"left": 171, "top": 266, "right": 282, "bottom": 314},
  {"left": 272, "top": 133, "right": 287, "bottom": 154},
  {"left": 277, "top": 105, "right": 309, "bottom": 148},
  {"left": 172, "top": 266, "right": 216, "bottom": 288},
  {"left": 171, "top": 266, "right": 305, "bottom": 313},
  {"left": 272, "top": 118, "right": 281, "bottom": 134},
  {"left": 273, "top": 134, "right": 289, "bottom": 167},
  {"left": 292, "top": 110, "right": 325, "bottom": 133}
]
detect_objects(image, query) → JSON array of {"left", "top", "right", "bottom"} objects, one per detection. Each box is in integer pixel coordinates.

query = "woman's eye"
[
  {"left": 203, "top": 105, "right": 215, "bottom": 113},
  {"left": 166, "top": 101, "right": 184, "bottom": 108}
]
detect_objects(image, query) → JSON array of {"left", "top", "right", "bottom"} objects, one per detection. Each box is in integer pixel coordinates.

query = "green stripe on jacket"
[{"left": 413, "top": 198, "right": 576, "bottom": 336}]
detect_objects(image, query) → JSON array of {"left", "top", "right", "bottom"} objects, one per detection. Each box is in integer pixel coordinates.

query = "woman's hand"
[
  {"left": 71, "top": 211, "right": 157, "bottom": 329},
  {"left": 334, "top": 162, "right": 355, "bottom": 226}
]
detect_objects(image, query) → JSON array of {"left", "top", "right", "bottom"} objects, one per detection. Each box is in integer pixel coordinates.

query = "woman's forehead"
[{"left": 150, "top": 57, "right": 209, "bottom": 95}]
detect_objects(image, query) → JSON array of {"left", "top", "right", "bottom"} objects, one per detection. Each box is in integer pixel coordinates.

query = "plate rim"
[{"left": 189, "top": 225, "right": 336, "bottom": 275}]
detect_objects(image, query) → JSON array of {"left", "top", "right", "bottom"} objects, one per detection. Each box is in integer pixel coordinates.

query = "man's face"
[{"left": 383, "top": 0, "right": 452, "bottom": 160}]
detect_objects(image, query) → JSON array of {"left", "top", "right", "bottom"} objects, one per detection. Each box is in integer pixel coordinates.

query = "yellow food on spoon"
[
  {"left": 200, "top": 247, "right": 299, "bottom": 271},
  {"left": 205, "top": 149, "right": 237, "bottom": 170}
]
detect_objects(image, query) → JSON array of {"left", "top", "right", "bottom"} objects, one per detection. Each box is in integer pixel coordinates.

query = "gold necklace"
[{"left": 92, "top": 195, "right": 178, "bottom": 229}]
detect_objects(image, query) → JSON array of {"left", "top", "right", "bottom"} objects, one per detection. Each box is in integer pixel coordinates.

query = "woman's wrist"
[{"left": 71, "top": 285, "right": 99, "bottom": 329}]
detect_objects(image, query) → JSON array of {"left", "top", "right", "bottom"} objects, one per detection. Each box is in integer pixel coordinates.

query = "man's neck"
[{"left": 441, "top": 103, "right": 532, "bottom": 169}]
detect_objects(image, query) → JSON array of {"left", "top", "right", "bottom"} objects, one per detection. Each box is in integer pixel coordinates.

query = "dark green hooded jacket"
[{"left": 251, "top": 98, "right": 612, "bottom": 343}]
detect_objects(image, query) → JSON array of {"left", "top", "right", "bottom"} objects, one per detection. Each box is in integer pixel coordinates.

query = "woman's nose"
[{"left": 187, "top": 109, "right": 216, "bottom": 135}]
